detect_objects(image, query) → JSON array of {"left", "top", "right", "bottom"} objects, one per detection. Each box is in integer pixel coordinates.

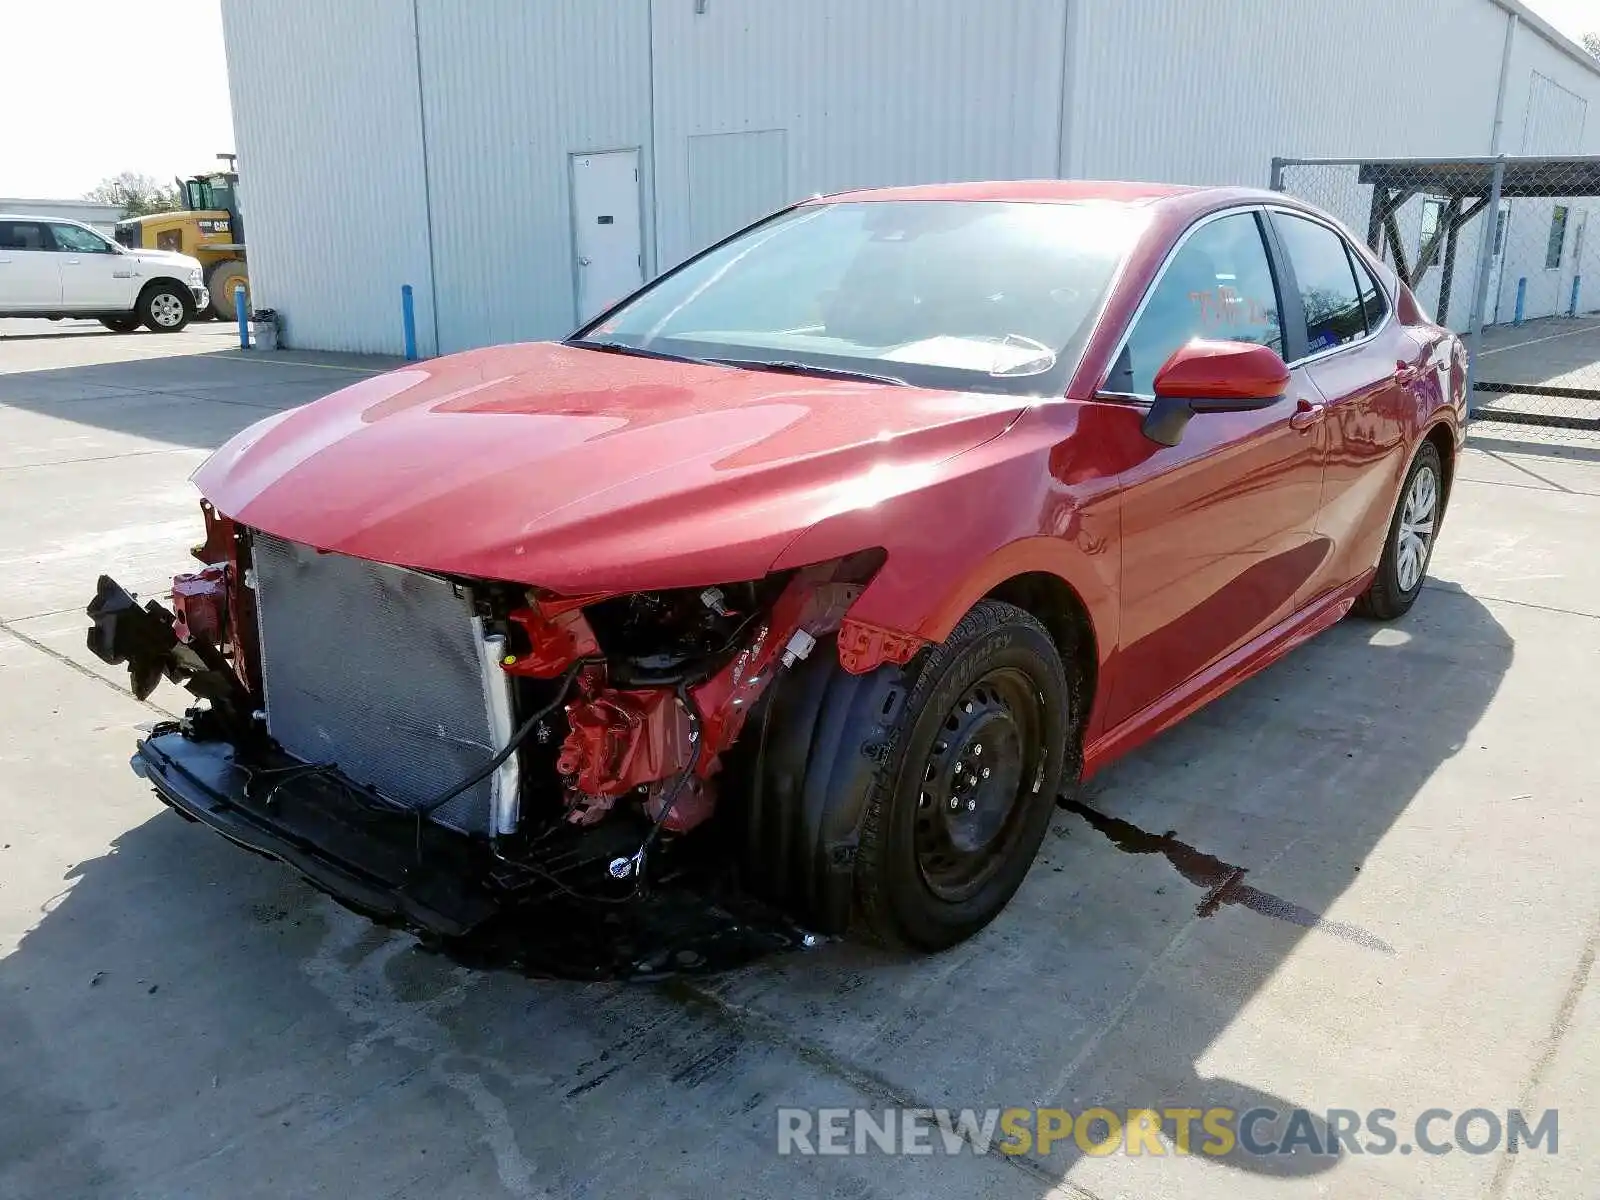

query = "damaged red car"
[{"left": 87, "top": 181, "right": 1465, "bottom": 962}]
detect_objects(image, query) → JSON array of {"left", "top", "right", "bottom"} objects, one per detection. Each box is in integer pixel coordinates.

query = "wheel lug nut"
[
  {"left": 949, "top": 797, "right": 960, "bottom": 810},
  {"left": 981, "top": 767, "right": 991, "bottom": 779},
  {"left": 973, "top": 744, "right": 982, "bottom": 755},
  {"left": 966, "top": 799, "right": 977, "bottom": 812}
]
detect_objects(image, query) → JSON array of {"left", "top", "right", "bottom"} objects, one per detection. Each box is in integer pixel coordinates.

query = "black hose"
[
  {"left": 628, "top": 682, "right": 705, "bottom": 886},
  {"left": 416, "top": 659, "right": 588, "bottom": 817}
]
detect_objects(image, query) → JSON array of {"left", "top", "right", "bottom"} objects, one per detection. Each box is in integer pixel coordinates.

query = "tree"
[
  {"left": 84, "top": 172, "right": 181, "bottom": 219},
  {"left": 1584, "top": 31, "right": 1600, "bottom": 59}
]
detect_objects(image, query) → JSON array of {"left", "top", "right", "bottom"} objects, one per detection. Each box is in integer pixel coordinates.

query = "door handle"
[
  {"left": 577, "top": 256, "right": 592, "bottom": 267},
  {"left": 1289, "top": 399, "right": 1326, "bottom": 431}
]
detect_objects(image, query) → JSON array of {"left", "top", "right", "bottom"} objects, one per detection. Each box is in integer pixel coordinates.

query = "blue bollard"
[
  {"left": 1513, "top": 277, "right": 1526, "bottom": 326},
  {"left": 235, "top": 284, "right": 249, "bottom": 349},
  {"left": 402, "top": 284, "right": 418, "bottom": 361},
  {"left": 1570, "top": 274, "right": 1582, "bottom": 318}
]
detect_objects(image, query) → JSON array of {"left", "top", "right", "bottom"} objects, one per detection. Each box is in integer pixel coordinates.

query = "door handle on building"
[
  {"left": 577, "top": 256, "right": 592, "bottom": 267},
  {"left": 1289, "top": 398, "right": 1326, "bottom": 430}
]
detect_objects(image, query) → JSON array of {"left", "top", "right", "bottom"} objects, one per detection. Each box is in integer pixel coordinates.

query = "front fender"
[{"left": 773, "top": 436, "right": 1119, "bottom": 680}]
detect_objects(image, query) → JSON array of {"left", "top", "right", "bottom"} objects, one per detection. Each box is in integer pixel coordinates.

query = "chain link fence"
[{"left": 1272, "top": 155, "right": 1600, "bottom": 441}]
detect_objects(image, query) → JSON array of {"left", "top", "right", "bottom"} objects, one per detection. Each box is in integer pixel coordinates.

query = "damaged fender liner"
[{"left": 135, "top": 732, "right": 501, "bottom": 938}]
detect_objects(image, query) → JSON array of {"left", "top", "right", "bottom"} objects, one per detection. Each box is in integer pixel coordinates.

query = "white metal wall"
[
  {"left": 413, "top": 0, "right": 653, "bottom": 352},
  {"left": 647, "top": 0, "right": 1070, "bottom": 270},
  {"left": 220, "top": 0, "right": 436, "bottom": 356},
  {"left": 1067, "top": 0, "right": 1510, "bottom": 184},
  {"left": 222, "top": 0, "right": 1600, "bottom": 355}
]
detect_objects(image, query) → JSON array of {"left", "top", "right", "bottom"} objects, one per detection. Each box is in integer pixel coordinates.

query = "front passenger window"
[
  {"left": 1107, "top": 212, "right": 1282, "bottom": 396},
  {"left": 49, "top": 223, "right": 114, "bottom": 254}
]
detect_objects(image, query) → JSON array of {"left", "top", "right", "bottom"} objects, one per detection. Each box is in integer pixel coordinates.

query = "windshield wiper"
[
  {"left": 707, "top": 358, "right": 909, "bottom": 387},
  {"left": 568, "top": 339, "right": 706, "bottom": 365}
]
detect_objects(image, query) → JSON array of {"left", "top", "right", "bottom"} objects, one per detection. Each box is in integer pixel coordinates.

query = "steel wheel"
[
  {"left": 913, "top": 666, "right": 1045, "bottom": 903},
  {"left": 149, "top": 292, "right": 186, "bottom": 328},
  {"left": 1395, "top": 463, "right": 1438, "bottom": 593}
]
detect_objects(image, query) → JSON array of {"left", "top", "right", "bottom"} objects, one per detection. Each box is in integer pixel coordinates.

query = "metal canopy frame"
[
  {"left": 1348, "top": 158, "right": 1600, "bottom": 323},
  {"left": 1271, "top": 155, "right": 1600, "bottom": 430}
]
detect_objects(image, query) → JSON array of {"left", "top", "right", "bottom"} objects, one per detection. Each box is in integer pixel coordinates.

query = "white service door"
[
  {"left": 49, "top": 223, "right": 131, "bottom": 310},
  {"left": 1564, "top": 212, "right": 1587, "bottom": 316},
  {"left": 571, "top": 150, "right": 644, "bottom": 323},
  {"left": 1486, "top": 203, "right": 1511, "bottom": 324},
  {"left": 0, "top": 220, "right": 61, "bottom": 311}
]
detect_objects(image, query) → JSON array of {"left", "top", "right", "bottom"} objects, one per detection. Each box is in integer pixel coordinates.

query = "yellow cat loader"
[{"left": 114, "top": 156, "right": 248, "bottom": 321}]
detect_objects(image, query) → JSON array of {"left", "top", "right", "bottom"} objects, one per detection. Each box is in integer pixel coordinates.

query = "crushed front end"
[{"left": 88, "top": 502, "right": 903, "bottom": 976}]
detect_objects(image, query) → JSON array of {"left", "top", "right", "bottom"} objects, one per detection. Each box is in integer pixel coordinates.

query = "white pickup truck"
[{"left": 0, "top": 214, "right": 209, "bottom": 333}]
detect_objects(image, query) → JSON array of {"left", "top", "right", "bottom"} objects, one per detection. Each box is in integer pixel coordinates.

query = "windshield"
[{"left": 572, "top": 200, "right": 1144, "bottom": 395}]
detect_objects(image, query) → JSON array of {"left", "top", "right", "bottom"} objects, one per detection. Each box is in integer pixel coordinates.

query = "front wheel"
[
  {"left": 738, "top": 600, "right": 1072, "bottom": 951},
  {"left": 1354, "top": 441, "right": 1444, "bottom": 620},
  {"left": 139, "top": 283, "right": 192, "bottom": 333}
]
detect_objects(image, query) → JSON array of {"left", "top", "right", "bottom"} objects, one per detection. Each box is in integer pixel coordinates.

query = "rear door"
[
  {"left": 1103, "top": 208, "right": 1327, "bottom": 728},
  {"left": 1267, "top": 209, "right": 1420, "bottom": 602},
  {"left": 0, "top": 220, "right": 61, "bottom": 310},
  {"left": 48, "top": 222, "right": 131, "bottom": 310}
]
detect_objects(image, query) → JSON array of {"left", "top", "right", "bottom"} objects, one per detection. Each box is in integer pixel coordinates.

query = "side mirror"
[{"left": 1142, "top": 339, "right": 1291, "bottom": 446}]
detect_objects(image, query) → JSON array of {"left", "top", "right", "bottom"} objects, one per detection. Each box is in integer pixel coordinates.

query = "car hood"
[
  {"left": 132, "top": 248, "right": 200, "bottom": 270},
  {"left": 194, "top": 341, "right": 1025, "bottom": 593}
]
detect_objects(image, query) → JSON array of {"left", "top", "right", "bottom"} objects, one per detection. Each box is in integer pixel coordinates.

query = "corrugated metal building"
[
  {"left": 219, "top": 0, "right": 1600, "bottom": 355},
  {"left": 0, "top": 199, "right": 124, "bottom": 235}
]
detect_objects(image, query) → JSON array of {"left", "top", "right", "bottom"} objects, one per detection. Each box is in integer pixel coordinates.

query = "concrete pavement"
[{"left": 1, "top": 318, "right": 1597, "bottom": 1199}]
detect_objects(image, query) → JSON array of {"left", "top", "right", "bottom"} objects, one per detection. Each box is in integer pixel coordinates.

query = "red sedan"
[{"left": 88, "top": 181, "right": 1464, "bottom": 962}]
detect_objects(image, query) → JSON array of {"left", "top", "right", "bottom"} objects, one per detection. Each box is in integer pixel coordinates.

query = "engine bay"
[{"left": 86, "top": 504, "right": 913, "bottom": 976}]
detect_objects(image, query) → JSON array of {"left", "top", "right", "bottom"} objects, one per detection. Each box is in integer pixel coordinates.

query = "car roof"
[
  {"left": 0, "top": 213, "right": 91, "bottom": 224},
  {"left": 810, "top": 179, "right": 1282, "bottom": 211}
]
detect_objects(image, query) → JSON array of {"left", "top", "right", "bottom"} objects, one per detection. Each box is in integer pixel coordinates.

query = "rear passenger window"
[
  {"left": 1274, "top": 213, "right": 1367, "bottom": 355},
  {"left": 1108, "top": 211, "right": 1283, "bottom": 396},
  {"left": 1351, "top": 252, "right": 1388, "bottom": 331},
  {"left": 0, "top": 221, "right": 47, "bottom": 251}
]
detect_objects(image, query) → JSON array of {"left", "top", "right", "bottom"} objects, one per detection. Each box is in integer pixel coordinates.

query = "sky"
[
  {"left": 0, "top": 0, "right": 233, "bottom": 199},
  {"left": 0, "top": 0, "right": 1596, "bottom": 200}
]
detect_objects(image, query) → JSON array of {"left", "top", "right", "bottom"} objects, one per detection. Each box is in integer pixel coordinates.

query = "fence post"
[
  {"left": 1570, "top": 275, "right": 1582, "bottom": 318},
  {"left": 1513, "top": 278, "right": 1527, "bottom": 326},
  {"left": 1269, "top": 157, "right": 1285, "bottom": 192},
  {"left": 235, "top": 284, "right": 250, "bottom": 350},
  {"left": 401, "top": 284, "right": 418, "bottom": 361},
  {"left": 1462, "top": 156, "right": 1505, "bottom": 422}
]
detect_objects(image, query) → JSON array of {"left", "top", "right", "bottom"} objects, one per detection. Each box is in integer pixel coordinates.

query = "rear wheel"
[
  {"left": 99, "top": 315, "right": 140, "bottom": 333},
  {"left": 1354, "top": 441, "right": 1444, "bottom": 620},
  {"left": 139, "top": 283, "right": 192, "bottom": 333},
  {"left": 739, "top": 600, "right": 1072, "bottom": 950}
]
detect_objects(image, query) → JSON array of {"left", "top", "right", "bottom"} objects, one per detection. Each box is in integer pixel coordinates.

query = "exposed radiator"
[{"left": 250, "top": 533, "right": 516, "bottom": 835}]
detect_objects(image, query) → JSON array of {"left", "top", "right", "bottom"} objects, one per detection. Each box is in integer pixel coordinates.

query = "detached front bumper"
[{"left": 136, "top": 731, "right": 502, "bottom": 938}]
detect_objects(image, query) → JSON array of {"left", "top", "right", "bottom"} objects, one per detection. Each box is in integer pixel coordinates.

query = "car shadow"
[
  {"left": 0, "top": 575, "right": 1509, "bottom": 1196},
  {"left": 0, "top": 348, "right": 357, "bottom": 453}
]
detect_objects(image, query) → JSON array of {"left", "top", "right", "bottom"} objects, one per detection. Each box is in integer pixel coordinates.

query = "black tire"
[
  {"left": 1354, "top": 440, "right": 1444, "bottom": 620},
  {"left": 206, "top": 259, "right": 249, "bottom": 321},
  {"left": 138, "top": 282, "right": 192, "bottom": 333},
  {"left": 739, "top": 600, "right": 1072, "bottom": 951},
  {"left": 99, "top": 316, "right": 141, "bottom": 333}
]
